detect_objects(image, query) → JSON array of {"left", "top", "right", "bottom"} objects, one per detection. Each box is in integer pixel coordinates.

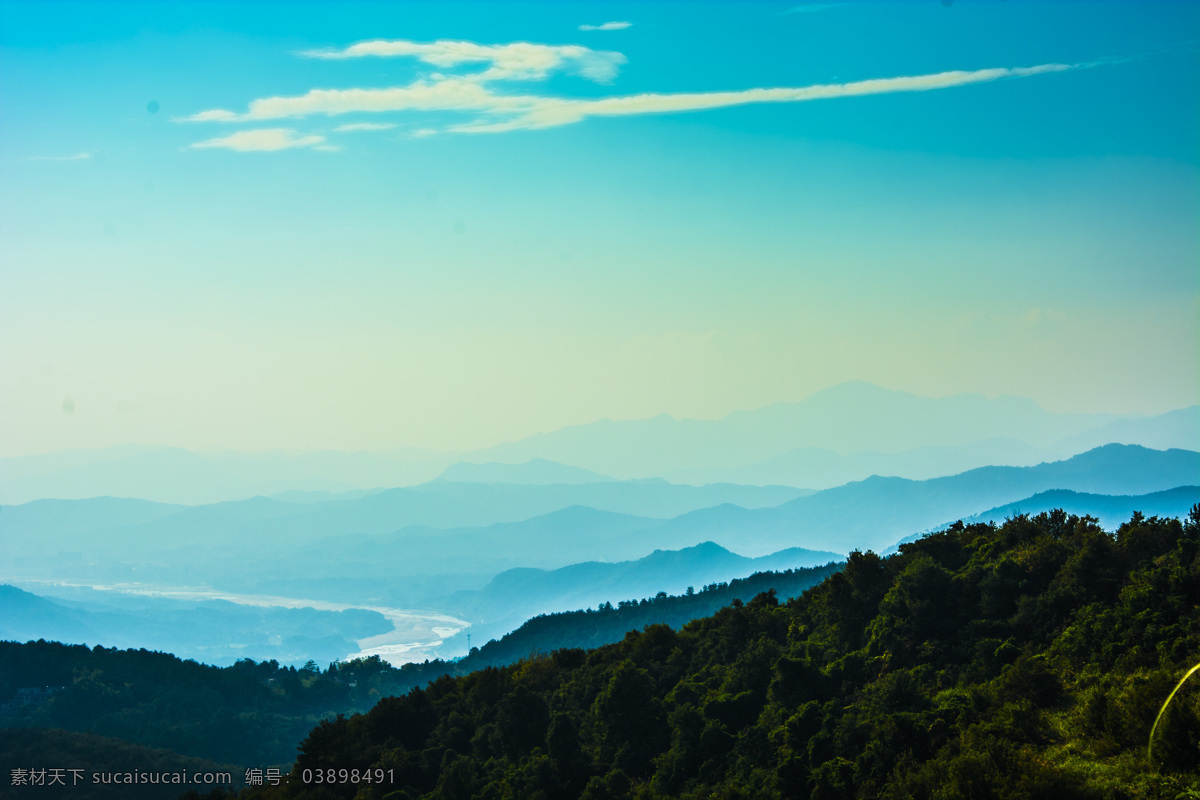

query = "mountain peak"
[{"left": 436, "top": 458, "right": 615, "bottom": 486}]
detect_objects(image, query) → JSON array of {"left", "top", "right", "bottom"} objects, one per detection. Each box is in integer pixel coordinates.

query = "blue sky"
[{"left": 1, "top": 1, "right": 1197, "bottom": 456}]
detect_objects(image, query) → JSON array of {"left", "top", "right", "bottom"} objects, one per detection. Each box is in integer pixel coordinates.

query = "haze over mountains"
[
  {"left": 5, "top": 445, "right": 1196, "bottom": 580},
  {"left": 2, "top": 383, "right": 1195, "bottom": 505},
  {"left": 2, "top": 382, "right": 1197, "bottom": 667},
  {"left": 642, "top": 444, "right": 1200, "bottom": 555},
  {"left": 965, "top": 484, "right": 1200, "bottom": 530},
  {"left": 0, "top": 584, "right": 390, "bottom": 666},
  {"left": 436, "top": 541, "right": 842, "bottom": 647}
]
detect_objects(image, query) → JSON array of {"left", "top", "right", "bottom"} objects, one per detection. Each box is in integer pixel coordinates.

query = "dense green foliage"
[
  {"left": 404, "top": 564, "right": 842, "bottom": 684},
  {"left": 0, "top": 727, "right": 240, "bottom": 800},
  {"left": 240, "top": 508, "right": 1200, "bottom": 799},
  {"left": 0, "top": 567, "right": 836, "bottom": 772},
  {"left": 0, "top": 643, "right": 355, "bottom": 767}
]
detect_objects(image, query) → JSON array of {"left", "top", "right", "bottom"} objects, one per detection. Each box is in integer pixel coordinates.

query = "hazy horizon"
[{"left": 6, "top": 379, "right": 1197, "bottom": 461}]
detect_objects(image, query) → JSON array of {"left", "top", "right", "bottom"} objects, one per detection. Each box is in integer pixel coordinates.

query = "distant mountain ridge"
[
  {"left": 0, "top": 480, "right": 806, "bottom": 561},
  {"left": 439, "top": 540, "right": 841, "bottom": 645},
  {"left": 641, "top": 444, "right": 1200, "bottom": 555},
  {"left": 661, "top": 438, "right": 1046, "bottom": 489},
  {"left": 435, "top": 458, "right": 615, "bottom": 485},
  {"left": 0, "top": 584, "right": 391, "bottom": 666},
  {"left": 884, "top": 484, "right": 1200, "bottom": 554},
  {"left": 963, "top": 485, "right": 1200, "bottom": 530},
  {"left": 2, "top": 383, "right": 1194, "bottom": 503},
  {"left": 470, "top": 382, "right": 1138, "bottom": 479},
  {"left": 4, "top": 445, "right": 1195, "bottom": 596}
]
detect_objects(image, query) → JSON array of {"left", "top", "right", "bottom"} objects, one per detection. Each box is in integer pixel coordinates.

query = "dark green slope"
[
  {"left": 452, "top": 563, "right": 843, "bottom": 672},
  {"left": 390, "top": 562, "right": 843, "bottom": 691},
  {"left": 0, "top": 642, "right": 357, "bottom": 768},
  {"left": 439, "top": 542, "right": 841, "bottom": 645},
  {"left": 0, "top": 728, "right": 241, "bottom": 800},
  {"left": 242, "top": 507, "right": 1200, "bottom": 800},
  {"left": 0, "top": 566, "right": 840, "bottom": 776}
]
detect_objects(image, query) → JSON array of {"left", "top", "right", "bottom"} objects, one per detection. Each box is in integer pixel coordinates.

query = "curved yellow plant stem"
[{"left": 1149, "top": 661, "right": 1200, "bottom": 763}]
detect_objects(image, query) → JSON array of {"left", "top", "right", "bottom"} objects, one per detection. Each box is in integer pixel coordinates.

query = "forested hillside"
[
  {"left": 399, "top": 563, "right": 842, "bottom": 687},
  {"left": 0, "top": 567, "right": 837, "bottom": 773},
  {"left": 0, "top": 728, "right": 240, "bottom": 800},
  {"left": 0, "top": 644, "right": 348, "bottom": 768},
  {"left": 240, "top": 508, "right": 1200, "bottom": 799}
]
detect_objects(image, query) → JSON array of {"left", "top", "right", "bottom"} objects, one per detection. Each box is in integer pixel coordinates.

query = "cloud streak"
[
  {"left": 181, "top": 36, "right": 1096, "bottom": 149},
  {"left": 579, "top": 21, "right": 632, "bottom": 31},
  {"left": 475, "top": 63, "right": 1077, "bottom": 132},
  {"left": 300, "top": 39, "right": 626, "bottom": 83},
  {"left": 189, "top": 128, "right": 327, "bottom": 151},
  {"left": 182, "top": 62, "right": 1080, "bottom": 136}
]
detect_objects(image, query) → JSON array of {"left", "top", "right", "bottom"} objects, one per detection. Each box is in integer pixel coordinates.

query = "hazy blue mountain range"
[
  {"left": 0, "top": 480, "right": 808, "bottom": 582},
  {"left": 267, "top": 487, "right": 390, "bottom": 504},
  {"left": 3, "top": 384, "right": 1195, "bottom": 504},
  {"left": 1047, "top": 406, "right": 1199, "bottom": 457},
  {"left": 436, "top": 541, "right": 841, "bottom": 646},
  {"left": 277, "top": 506, "right": 666, "bottom": 580},
  {"left": 435, "top": 458, "right": 616, "bottom": 484},
  {"left": 4, "top": 445, "right": 1195, "bottom": 595},
  {"left": 637, "top": 444, "right": 1200, "bottom": 555},
  {"left": 175, "top": 445, "right": 1200, "bottom": 599},
  {"left": 660, "top": 438, "right": 1046, "bottom": 489},
  {"left": 0, "top": 584, "right": 390, "bottom": 666},
  {"left": 468, "top": 382, "right": 1171, "bottom": 478},
  {"left": 960, "top": 485, "right": 1200, "bottom": 530}
]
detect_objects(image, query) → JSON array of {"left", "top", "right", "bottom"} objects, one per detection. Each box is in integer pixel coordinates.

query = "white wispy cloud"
[
  {"left": 179, "top": 78, "right": 535, "bottom": 123},
  {"left": 456, "top": 64, "right": 1076, "bottom": 133},
  {"left": 300, "top": 39, "right": 626, "bottom": 83},
  {"left": 186, "top": 109, "right": 241, "bottom": 122},
  {"left": 188, "top": 128, "right": 327, "bottom": 152},
  {"left": 25, "top": 152, "right": 91, "bottom": 161},
  {"left": 579, "top": 21, "right": 632, "bottom": 31},
  {"left": 180, "top": 63, "right": 1079, "bottom": 135},
  {"left": 334, "top": 122, "right": 398, "bottom": 132},
  {"left": 179, "top": 34, "right": 1099, "bottom": 148}
]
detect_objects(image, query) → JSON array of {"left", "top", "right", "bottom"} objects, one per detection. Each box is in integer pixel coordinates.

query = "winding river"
[{"left": 20, "top": 580, "right": 471, "bottom": 667}]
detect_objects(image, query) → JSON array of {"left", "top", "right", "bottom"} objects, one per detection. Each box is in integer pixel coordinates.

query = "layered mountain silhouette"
[
  {"left": 438, "top": 541, "right": 840, "bottom": 645},
  {"left": 960, "top": 485, "right": 1200, "bottom": 531},
  {"left": 885, "top": 484, "right": 1200, "bottom": 554},
  {"left": 0, "top": 584, "right": 390, "bottom": 666},
  {"left": 5, "top": 444, "right": 1193, "bottom": 602},
  {"left": 633, "top": 444, "right": 1200, "bottom": 555},
  {"left": 468, "top": 383, "right": 1187, "bottom": 478},
  {"left": 435, "top": 458, "right": 616, "bottom": 484},
  {"left": 0, "top": 480, "right": 807, "bottom": 574},
  {"left": 3, "top": 383, "right": 1194, "bottom": 504}
]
